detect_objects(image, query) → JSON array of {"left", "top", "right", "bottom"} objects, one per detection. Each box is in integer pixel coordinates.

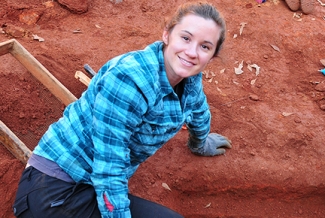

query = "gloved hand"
[{"left": 188, "top": 133, "right": 232, "bottom": 156}]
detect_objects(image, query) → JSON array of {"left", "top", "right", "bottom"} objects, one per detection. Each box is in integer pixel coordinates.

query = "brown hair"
[{"left": 165, "top": 2, "right": 226, "bottom": 57}]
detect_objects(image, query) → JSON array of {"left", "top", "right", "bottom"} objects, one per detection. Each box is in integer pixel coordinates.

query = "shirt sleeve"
[
  {"left": 89, "top": 68, "right": 146, "bottom": 217},
  {"left": 186, "top": 76, "right": 211, "bottom": 149}
]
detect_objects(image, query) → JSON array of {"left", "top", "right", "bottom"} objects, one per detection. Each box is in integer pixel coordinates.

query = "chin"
[
  {"left": 176, "top": 69, "right": 198, "bottom": 78},
  {"left": 176, "top": 72, "right": 190, "bottom": 78}
]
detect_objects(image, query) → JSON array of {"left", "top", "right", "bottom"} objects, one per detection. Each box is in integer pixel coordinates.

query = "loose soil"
[{"left": 1, "top": 0, "right": 325, "bottom": 217}]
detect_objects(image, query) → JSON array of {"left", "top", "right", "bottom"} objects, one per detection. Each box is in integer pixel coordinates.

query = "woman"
[{"left": 13, "top": 2, "right": 231, "bottom": 217}]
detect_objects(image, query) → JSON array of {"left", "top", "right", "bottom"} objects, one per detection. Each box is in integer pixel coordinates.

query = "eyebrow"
[{"left": 181, "top": 30, "right": 215, "bottom": 46}]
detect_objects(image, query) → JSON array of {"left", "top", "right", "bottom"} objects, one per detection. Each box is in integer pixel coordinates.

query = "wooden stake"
[
  {"left": 7, "top": 39, "right": 77, "bottom": 106},
  {"left": 0, "top": 39, "right": 14, "bottom": 56},
  {"left": 75, "top": 71, "right": 91, "bottom": 86},
  {"left": 0, "top": 121, "right": 31, "bottom": 164},
  {"left": 0, "top": 38, "right": 79, "bottom": 163}
]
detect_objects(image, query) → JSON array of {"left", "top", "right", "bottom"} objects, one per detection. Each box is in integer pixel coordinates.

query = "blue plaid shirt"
[{"left": 33, "top": 41, "right": 211, "bottom": 217}]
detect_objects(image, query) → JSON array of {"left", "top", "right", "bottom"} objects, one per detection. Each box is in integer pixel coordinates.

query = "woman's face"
[{"left": 163, "top": 14, "right": 221, "bottom": 87}]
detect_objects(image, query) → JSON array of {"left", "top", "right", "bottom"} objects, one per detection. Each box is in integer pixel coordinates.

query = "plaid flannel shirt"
[{"left": 33, "top": 41, "right": 211, "bottom": 217}]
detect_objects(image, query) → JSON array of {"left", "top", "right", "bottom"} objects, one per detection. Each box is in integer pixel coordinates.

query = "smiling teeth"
[{"left": 180, "top": 57, "right": 193, "bottom": 66}]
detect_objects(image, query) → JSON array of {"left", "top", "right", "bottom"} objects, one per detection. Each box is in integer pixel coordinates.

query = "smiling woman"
[
  {"left": 163, "top": 14, "right": 222, "bottom": 87},
  {"left": 162, "top": 2, "right": 226, "bottom": 87},
  {"left": 13, "top": 2, "right": 231, "bottom": 218}
]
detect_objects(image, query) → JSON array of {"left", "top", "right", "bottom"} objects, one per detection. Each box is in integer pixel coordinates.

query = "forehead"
[{"left": 174, "top": 14, "right": 221, "bottom": 43}]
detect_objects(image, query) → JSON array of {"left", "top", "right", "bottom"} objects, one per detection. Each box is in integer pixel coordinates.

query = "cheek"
[
  {"left": 166, "top": 43, "right": 183, "bottom": 56},
  {"left": 168, "top": 36, "right": 186, "bottom": 52},
  {"left": 199, "top": 54, "right": 213, "bottom": 66}
]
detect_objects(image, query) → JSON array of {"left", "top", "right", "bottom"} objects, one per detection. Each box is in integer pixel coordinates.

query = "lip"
[{"left": 179, "top": 56, "right": 195, "bottom": 67}]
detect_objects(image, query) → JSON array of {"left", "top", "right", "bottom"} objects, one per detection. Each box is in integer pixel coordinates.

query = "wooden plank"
[
  {"left": 75, "top": 71, "right": 91, "bottom": 86},
  {"left": 9, "top": 39, "right": 77, "bottom": 106},
  {"left": 0, "top": 120, "right": 31, "bottom": 164},
  {"left": 0, "top": 39, "right": 14, "bottom": 56}
]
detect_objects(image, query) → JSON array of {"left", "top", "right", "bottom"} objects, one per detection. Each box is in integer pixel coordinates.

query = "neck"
[{"left": 169, "top": 76, "right": 183, "bottom": 88}]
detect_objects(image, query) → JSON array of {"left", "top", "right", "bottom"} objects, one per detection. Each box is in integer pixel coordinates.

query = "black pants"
[{"left": 13, "top": 167, "right": 183, "bottom": 218}]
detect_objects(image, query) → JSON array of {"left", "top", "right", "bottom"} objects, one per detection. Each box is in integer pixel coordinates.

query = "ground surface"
[{"left": 0, "top": 0, "right": 325, "bottom": 217}]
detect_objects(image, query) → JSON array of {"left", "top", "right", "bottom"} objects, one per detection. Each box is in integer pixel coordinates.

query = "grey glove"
[{"left": 188, "top": 133, "right": 232, "bottom": 156}]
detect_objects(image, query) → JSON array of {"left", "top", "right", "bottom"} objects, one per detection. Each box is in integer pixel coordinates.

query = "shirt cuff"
[{"left": 100, "top": 210, "right": 131, "bottom": 218}]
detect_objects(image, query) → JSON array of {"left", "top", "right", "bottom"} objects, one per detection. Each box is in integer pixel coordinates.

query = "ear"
[{"left": 162, "top": 29, "right": 169, "bottom": 45}]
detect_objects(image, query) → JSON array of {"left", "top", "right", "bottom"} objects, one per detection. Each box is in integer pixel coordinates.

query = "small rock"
[
  {"left": 19, "top": 10, "right": 40, "bottom": 25},
  {"left": 245, "top": 3, "right": 253, "bottom": 8},
  {"left": 19, "top": 112, "right": 25, "bottom": 119},
  {"left": 2, "top": 24, "right": 26, "bottom": 38},
  {"left": 43, "top": 1, "right": 54, "bottom": 8},
  {"left": 320, "top": 103, "right": 325, "bottom": 111},
  {"left": 111, "top": 0, "right": 123, "bottom": 3},
  {"left": 294, "top": 117, "right": 302, "bottom": 123},
  {"left": 315, "top": 81, "right": 325, "bottom": 92},
  {"left": 319, "top": 99, "right": 325, "bottom": 110},
  {"left": 249, "top": 94, "right": 259, "bottom": 101},
  {"left": 57, "top": 0, "right": 88, "bottom": 14},
  {"left": 321, "top": 59, "right": 325, "bottom": 67}
]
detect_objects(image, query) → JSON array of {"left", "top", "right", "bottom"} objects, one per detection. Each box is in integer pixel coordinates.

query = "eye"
[
  {"left": 201, "top": 44, "right": 210, "bottom": 50},
  {"left": 182, "top": 36, "right": 190, "bottom": 41}
]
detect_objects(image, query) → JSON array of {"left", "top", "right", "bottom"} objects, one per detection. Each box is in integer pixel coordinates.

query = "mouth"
[{"left": 179, "top": 56, "right": 195, "bottom": 67}]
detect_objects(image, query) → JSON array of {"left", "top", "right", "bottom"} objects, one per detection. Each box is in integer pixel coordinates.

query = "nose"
[{"left": 184, "top": 43, "right": 198, "bottom": 58}]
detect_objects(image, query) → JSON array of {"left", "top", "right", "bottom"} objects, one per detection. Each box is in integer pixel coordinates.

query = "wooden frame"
[{"left": 0, "top": 39, "right": 77, "bottom": 163}]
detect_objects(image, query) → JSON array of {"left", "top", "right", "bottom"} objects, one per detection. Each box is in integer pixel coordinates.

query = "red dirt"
[{"left": 1, "top": 0, "right": 325, "bottom": 217}]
